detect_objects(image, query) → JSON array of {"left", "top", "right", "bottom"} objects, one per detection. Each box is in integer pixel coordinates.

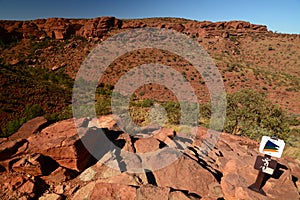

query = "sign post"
[{"left": 249, "top": 136, "right": 285, "bottom": 195}]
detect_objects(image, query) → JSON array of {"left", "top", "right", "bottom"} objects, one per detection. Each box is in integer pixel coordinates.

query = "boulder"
[
  {"left": 0, "top": 138, "right": 28, "bottom": 161},
  {"left": 116, "top": 132, "right": 135, "bottom": 152},
  {"left": 72, "top": 182, "right": 136, "bottom": 200},
  {"left": 8, "top": 175, "right": 26, "bottom": 190},
  {"left": 97, "top": 115, "right": 118, "bottom": 130},
  {"left": 168, "top": 191, "right": 190, "bottom": 200},
  {"left": 153, "top": 155, "right": 218, "bottom": 197},
  {"left": 136, "top": 185, "right": 170, "bottom": 200},
  {"left": 18, "top": 179, "right": 37, "bottom": 198},
  {"left": 41, "top": 166, "right": 77, "bottom": 184},
  {"left": 39, "top": 193, "right": 62, "bottom": 200},
  {"left": 152, "top": 127, "right": 175, "bottom": 143},
  {"left": 72, "top": 181, "right": 96, "bottom": 200},
  {"left": 27, "top": 119, "right": 94, "bottom": 172},
  {"left": 167, "top": 23, "right": 185, "bottom": 32},
  {"left": 12, "top": 153, "right": 58, "bottom": 176},
  {"left": 134, "top": 138, "right": 160, "bottom": 153},
  {"left": 79, "top": 167, "right": 96, "bottom": 182},
  {"left": 285, "top": 157, "right": 300, "bottom": 193},
  {"left": 0, "top": 139, "right": 28, "bottom": 171},
  {"left": 77, "top": 160, "right": 147, "bottom": 186},
  {"left": 9, "top": 116, "right": 48, "bottom": 141},
  {"left": 87, "top": 115, "right": 121, "bottom": 131},
  {"left": 90, "top": 182, "right": 136, "bottom": 199},
  {"left": 54, "top": 184, "right": 64, "bottom": 194}
]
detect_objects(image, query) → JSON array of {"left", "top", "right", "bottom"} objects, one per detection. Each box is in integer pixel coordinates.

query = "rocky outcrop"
[
  {"left": 0, "top": 17, "right": 268, "bottom": 44},
  {"left": 0, "top": 16, "right": 121, "bottom": 41},
  {"left": 9, "top": 116, "right": 48, "bottom": 140},
  {"left": 154, "top": 155, "right": 220, "bottom": 198},
  {"left": 26, "top": 118, "right": 93, "bottom": 172},
  {"left": 0, "top": 116, "right": 299, "bottom": 199}
]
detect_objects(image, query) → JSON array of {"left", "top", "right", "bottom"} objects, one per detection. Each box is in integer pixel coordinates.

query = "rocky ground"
[{"left": 0, "top": 115, "right": 299, "bottom": 199}]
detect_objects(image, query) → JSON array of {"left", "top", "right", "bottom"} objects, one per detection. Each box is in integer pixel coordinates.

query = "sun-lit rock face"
[{"left": 0, "top": 116, "right": 299, "bottom": 199}]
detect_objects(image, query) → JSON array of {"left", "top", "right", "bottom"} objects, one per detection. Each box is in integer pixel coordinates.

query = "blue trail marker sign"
[{"left": 259, "top": 136, "right": 285, "bottom": 158}]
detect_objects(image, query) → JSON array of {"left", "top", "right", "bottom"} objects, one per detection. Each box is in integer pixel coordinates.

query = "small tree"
[{"left": 224, "top": 89, "right": 290, "bottom": 140}]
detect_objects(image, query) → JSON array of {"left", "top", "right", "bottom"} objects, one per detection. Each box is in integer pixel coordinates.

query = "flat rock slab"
[
  {"left": 73, "top": 182, "right": 136, "bottom": 200},
  {"left": 27, "top": 119, "right": 93, "bottom": 172},
  {"left": 9, "top": 116, "right": 48, "bottom": 140},
  {"left": 154, "top": 155, "right": 218, "bottom": 197},
  {"left": 134, "top": 138, "right": 160, "bottom": 153},
  {"left": 0, "top": 139, "right": 28, "bottom": 161},
  {"left": 136, "top": 185, "right": 170, "bottom": 200}
]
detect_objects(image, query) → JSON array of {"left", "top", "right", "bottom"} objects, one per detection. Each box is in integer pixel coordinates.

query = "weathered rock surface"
[
  {"left": 41, "top": 166, "right": 77, "bottom": 184},
  {"left": 154, "top": 155, "right": 219, "bottom": 198},
  {"left": 0, "top": 138, "right": 28, "bottom": 171},
  {"left": 0, "top": 116, "right": 299, "bottom": 199},
  {"left": 73, "top": 182, "right": 137, "bottom": 200},
  {"left": 168, "top": 191, "right": 191, "bottom": 200},
  {"left": 137, "top": 185, "right": 170, "bottom": 200},
  {"left": 9, "top": 116, "right": 48, "bottom": 140},
  {"left": 134, "top": 137, "right": 160, "bottom": 153},
  {"left": 39, "top": 193, "right": 62, "bottom": 200},
  {"left": 90, "top": 182, "right": 136, "bottom": 199},
  {"left": 0, "top": 17, "right": 269, "bottom": 45},
  {"left": 0, "top": 138, "right": 28, "bottom": 161},
  {"left": 0, "top": 16, "right": 121, "bottom": 41},
  {"left": 12, "top": 153, "right": 55, "bottom": 176},
  {"left": 26, "top": 119, "right": 93, "bottom": 172}
]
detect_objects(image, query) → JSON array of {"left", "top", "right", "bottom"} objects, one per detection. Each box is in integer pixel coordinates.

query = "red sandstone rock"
[
  {"left": 72, "top": 181, "right": 137, "bottom": 199},
  {"left": 152, "top": 127, "right": 176, "bottom": 146},
  {"left": 39, "top": 193, "right": 63, "bottom": 200},
  {"left": 0, "top": 17, "right": 268, "bottom": 46},
  {"left": 9, "top": 116, "right": 48, "bottom": 141},
  {"left": 18, "top": 179, "right": 36, "bottom": 198},
  {"left": 9, "top": 176, "right": 26, "bottom": 190},
  {"left": 136, "top": 185, "right": 170, "bottom": 200},
  {"left": 90, "top": 183, "right": 136, "bottom": 199},
  {"left": 0, "top": 115, "right": 299, "bottom": 199},
  {"left": 154, "top": 155, "right": 218, "bottom": 197},
  {"left": 168, "top": 191, "right": 190, "bottom": 200},
  {"left": 41, "top": 166, "right": 77, "bottom": 184},
  {"left": 116, "top": 132, "right": 135, "bottom": 152},
  {"left": 0, "top": 138, "right": 28, "bottom": 161},
  {"left": 27, "top": 119, "right": 92, "bottom": 172},
  {"left": 12, "top": 154, "right": 44, "bottom": 176},
  {"left": 134, "top": 137, "right": 160, "bottom": 153}
]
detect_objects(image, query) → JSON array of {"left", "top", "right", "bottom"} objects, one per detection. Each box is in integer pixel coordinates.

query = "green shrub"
[
  {"left": 1, "top": 104, "right": 45, "bottom": 137},
  {"left": 161, "top": 101, "right": 181, "bottom": 124},
  {"left": 133, "top": 99, "right": 154, "bottom": 108},
  {"left": 96, "top": 98, "right": 112, "bottom": 116},
  {"left": 58, "top": 104, "right": 73, "bottom": 120},
  {"left": 44, "top": 113, "right": 60, "bottom": 123},
  {"left": 1, "top": 119, "right": 24, "bottom": 137},
  {"left": 224, "top": 89, "right": 290, "bottom": 140},
  {"left": 25, "top": 104, "right": 45, "bottom": 120}
]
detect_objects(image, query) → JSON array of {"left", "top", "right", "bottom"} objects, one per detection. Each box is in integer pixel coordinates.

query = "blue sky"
[{"left": 0, "top": 0, "right": 299, "bottom": 34}]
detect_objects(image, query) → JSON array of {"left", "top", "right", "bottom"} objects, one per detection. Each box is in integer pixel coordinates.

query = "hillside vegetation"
[{"left": 0, "top": 17, "right": 299, "bottom": 159}]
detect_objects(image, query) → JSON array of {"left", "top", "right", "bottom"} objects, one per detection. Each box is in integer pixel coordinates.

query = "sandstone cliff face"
[
  {"left": 0, "top": 116, "right": 299, "bottom": 199},
  {"left": 0, "top": 16, "right": 122, "bottom": 41},
  {"left": 0, "top": 17, "right": 267, "bottom": 42}
]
